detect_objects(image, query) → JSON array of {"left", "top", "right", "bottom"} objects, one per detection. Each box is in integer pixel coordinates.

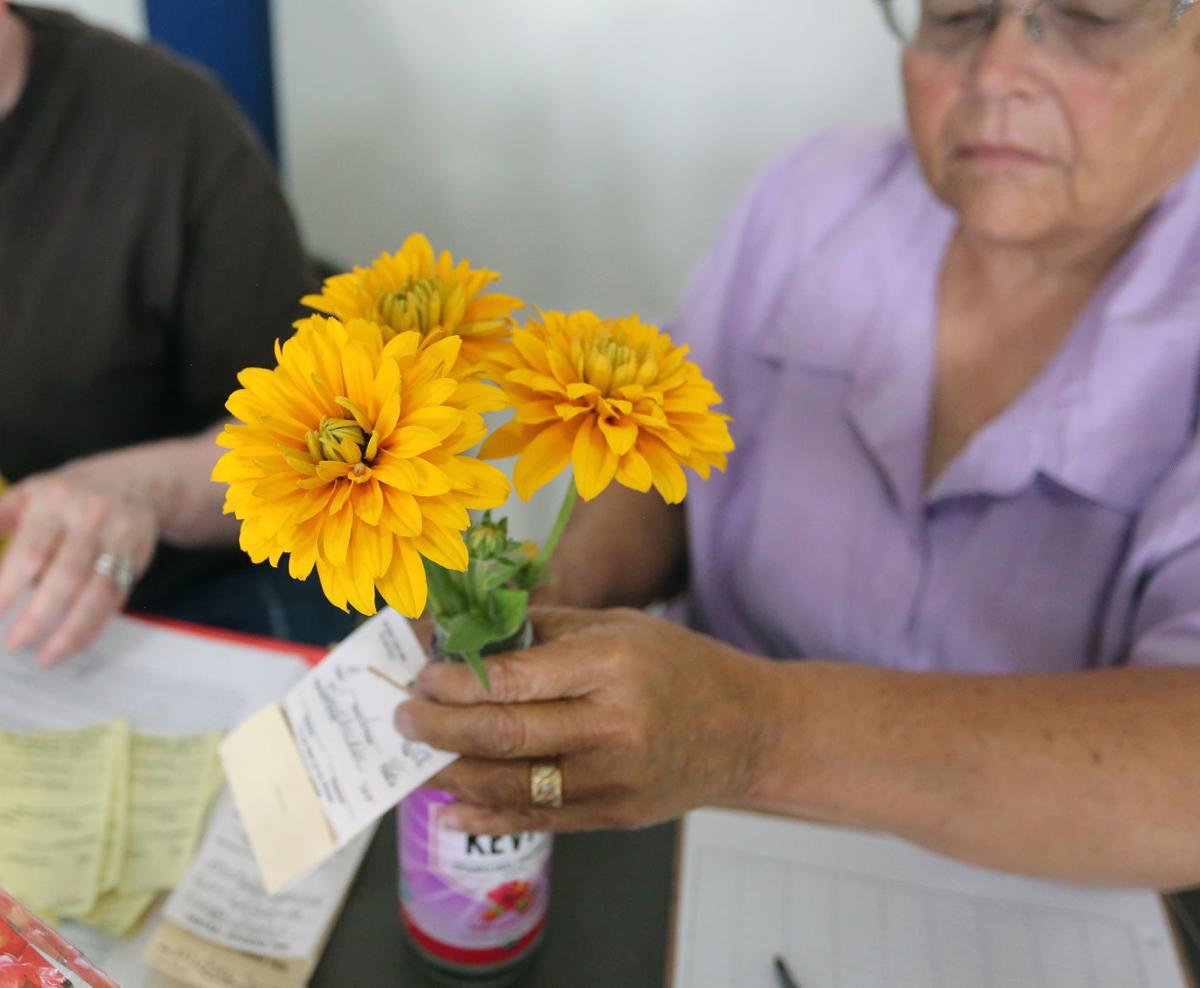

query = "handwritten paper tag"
[{"left": 221, "top": 610, "right": 456, "bottom": 892}]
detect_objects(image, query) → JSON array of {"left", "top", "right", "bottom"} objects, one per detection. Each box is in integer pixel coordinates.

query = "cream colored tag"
[{"left": 218, "top": 704, "right": 335, "bottom": 894}]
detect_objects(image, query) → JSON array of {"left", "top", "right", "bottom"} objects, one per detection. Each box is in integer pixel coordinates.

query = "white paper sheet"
[
  {"left": 0, "top": 611, "right": 305, "bottom": 734},
  {"left": 163, "top": 792, "right": 372, "bottom": 959},
  {"left": 281, "top": 610, "right": 455, "bottom": 845},
  {"left": 673, "top": 809, "right": 1190, "bottom": 988},
  {"left": 0, "top": 610, "right": 310, "bottom": 988}
]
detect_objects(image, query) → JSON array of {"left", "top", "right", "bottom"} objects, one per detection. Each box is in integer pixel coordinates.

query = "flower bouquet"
[{"left": 212, "top": 234, "right": 733, "bottom": 983}]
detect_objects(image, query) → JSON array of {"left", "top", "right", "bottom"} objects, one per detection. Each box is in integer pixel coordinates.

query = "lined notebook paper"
[{"left": 673, "top": 809, "right": 1191, "bottom": 988}]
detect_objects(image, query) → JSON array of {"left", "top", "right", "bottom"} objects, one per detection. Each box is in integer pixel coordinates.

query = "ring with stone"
[
  {"left": 93, "top": 550, "right": 135, "bottom": 593},
  {"left": 530, "top": 760, "right": 564, "bottom": 808}
]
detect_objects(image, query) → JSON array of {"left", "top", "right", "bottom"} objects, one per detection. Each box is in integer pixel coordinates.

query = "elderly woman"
[{"left": 396, "top": 0, "right": 1200, "bottom": 887}]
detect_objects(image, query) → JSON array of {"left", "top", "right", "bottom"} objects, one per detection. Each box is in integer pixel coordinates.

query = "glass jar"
[{"left": 398, "top": 620, "right": 552, "bottom": 986}]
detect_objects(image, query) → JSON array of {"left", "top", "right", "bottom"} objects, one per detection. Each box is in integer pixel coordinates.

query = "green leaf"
[
  {"left": 510, "top": 559, "right": 551, "bottom": 593},
  {"left": 424, "top": 558, "right": 468, "bottom": 619},
  {"left": 488, "top": 588, "right": 529, "bottom": 642},
  {"left": 475, "top": 556, "right": 527, "bottom": 594},
  {"left": 443, "top": 610, "right": 501, "bottom": 656},
  {"left": 462, "top": 650, "right": 491, "bottom": 692}
]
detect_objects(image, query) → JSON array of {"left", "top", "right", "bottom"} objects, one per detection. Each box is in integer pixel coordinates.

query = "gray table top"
[
  {"left": 312, "top": 813, "right": 678, "bottom": 987},
  {"left": 313, "top": 812, "right": 1200, "bottom": 988}
]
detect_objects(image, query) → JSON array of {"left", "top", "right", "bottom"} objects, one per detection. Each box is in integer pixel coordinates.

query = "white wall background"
[
  {"left": 274, "top": 0, "right": 903, "bottom": 321},
  {"left": 30, "top": 0, "right": 144, "bottom": 37},
  {"left": 30, "top": 0, "right": 905, "bottom": 538}
]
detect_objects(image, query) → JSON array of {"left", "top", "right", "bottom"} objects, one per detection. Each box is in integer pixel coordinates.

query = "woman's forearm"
[
  {"left": 60, "top": 423, "right": 237, "bottom": 547},
  {"left": 741, "top": 660, "right": 1200, "bottom": 888},
  {"left": 539, "top": 485, "right": 687, "bottom": 609}
]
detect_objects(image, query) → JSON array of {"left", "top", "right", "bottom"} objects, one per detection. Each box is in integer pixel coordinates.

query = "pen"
[{"left": 773, "top": 954, "right": 801, "bottom": 988}]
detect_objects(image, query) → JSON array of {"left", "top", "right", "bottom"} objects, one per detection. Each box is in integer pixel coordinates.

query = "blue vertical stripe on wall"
[{"left": 144, "top": 0, "right": 280, "bottom": 164}]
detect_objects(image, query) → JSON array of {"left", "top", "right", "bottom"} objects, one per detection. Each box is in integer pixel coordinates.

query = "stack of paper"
[
  {"left": 0, "top": 721, "right": 221, "bottom": 936},
  {"left": 0, "top": 611, "right": 312, "bottom": 987},
  {"left": 143, "top": 793, "right": 374, "bottom": 988}
]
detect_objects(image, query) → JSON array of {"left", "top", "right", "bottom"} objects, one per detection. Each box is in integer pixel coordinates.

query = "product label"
[
  {"left": 432, "top": 819, "right": 551, "bottom": 900},
  {"left": 399, "top": 788, "right": 551, "bottom": 955}
]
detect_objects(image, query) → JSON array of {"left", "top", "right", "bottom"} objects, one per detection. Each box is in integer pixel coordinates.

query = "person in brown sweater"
[{"left": 0, "top": 3, "right": 354, "bottom": 662}]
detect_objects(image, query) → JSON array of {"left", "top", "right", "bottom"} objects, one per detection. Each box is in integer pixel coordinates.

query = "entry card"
[
  {"left": 163, "top": 792, "right": 373, "bottom": 959},
  {"left": 221, "top": 610, "right": 456, "bottom": 892}
]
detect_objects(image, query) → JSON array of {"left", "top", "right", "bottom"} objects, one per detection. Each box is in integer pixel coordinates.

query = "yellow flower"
[
  {"left": 301, "top": 233, "right": 522, "bottom": 373},
  {"left": 212, "top": 316, "right": 510, "bottom": 617},
  {"left": 478, "top": 310, "right": 733, "bottom": 503}
]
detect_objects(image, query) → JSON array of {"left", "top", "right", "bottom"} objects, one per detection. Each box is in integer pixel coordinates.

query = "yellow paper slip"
[
  {"left": 98, "top": 720, "right": 131, "bottom": 893},
  {"left": 79, "top": 888, "right": 158, "bottom": 938},
  {"left": 115, "top": 731, "right": 222, "bottom": 894},
  {"left": 0, "top": 721, "right": 126, "bottom": 917}
]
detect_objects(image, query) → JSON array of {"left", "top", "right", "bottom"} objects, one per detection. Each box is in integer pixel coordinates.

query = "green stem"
[{"left": 536, "top": 480, "right": 578, "bottom": 569}]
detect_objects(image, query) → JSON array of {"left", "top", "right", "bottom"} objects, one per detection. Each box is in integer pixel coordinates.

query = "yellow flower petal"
[
  {"left": 513, "top": 419, "right": 576, "bottom": 501},
  {"left": 412, "top": 522, "right": 469, "bottom": 572},
  {"left": 572, "top": 417, "right": 618, "bottom": 502},
  {"left": 478, "top": 422, "right": 543, "bottom": 461},
  {"left": 377, "top": 542, "right": 428, "bottom": 617},
  {"left": 639, "top": 435, "right": 689, "bottom": 504},
  {"left": 615, "top": 447, "right": 653, "bottom": 493},
  {"left": 321, "top": 503, "right": 354, "bottom": 566},
  {"left": 597, "top": 415, "right": 638, "bottom": 456}
]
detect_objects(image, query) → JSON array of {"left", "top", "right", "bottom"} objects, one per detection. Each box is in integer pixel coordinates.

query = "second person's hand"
[
  {"left": 395, "top": 605, "right": 781, "bottom": 834},
  {"left": 0, "top": 462, "right": 159, "bottom": 665}
]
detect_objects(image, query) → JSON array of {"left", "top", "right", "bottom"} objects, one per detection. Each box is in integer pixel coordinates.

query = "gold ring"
[{"left": 530, "top": 761, "right": 563, "bottom": 808}]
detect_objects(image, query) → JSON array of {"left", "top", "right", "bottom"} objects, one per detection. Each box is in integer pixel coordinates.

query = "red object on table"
[{"left": 0, "top": 889, "right": 119, "bottom": 987}]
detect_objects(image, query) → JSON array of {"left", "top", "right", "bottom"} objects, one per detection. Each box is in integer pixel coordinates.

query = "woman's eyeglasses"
[{"left": 876, "top": 0, "right": 1197, "bottom": 62}]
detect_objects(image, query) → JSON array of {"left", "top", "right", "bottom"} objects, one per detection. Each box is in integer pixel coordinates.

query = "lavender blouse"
[{"left": 678, "top": 127, "right": 1200, "bottom": 673}]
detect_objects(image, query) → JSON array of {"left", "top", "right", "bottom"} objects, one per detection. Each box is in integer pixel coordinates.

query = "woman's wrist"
[
  {"left": 59, "top": 425, "right": 233, "bottom": 547},
  {"left": 151, "top": 428, "right": 236, "bottom": 545},
  {"left": 732, "top": 659, "right": 889, "bottom": 826}
]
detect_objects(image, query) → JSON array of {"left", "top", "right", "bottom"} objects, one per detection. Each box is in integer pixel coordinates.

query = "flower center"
[
  {"left": 374, "top": 277, "right": 444, "bottom": 336},
  {"left": 578, "top": 328, "right": 654, "bottom": 397},
  {"left": 309, "top": 416, "right": 367, "bottom": 463}
]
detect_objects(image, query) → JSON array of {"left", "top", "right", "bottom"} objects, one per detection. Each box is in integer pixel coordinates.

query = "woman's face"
[{"left": 904, "top": 3, "right": 1200, "bottom": 246}]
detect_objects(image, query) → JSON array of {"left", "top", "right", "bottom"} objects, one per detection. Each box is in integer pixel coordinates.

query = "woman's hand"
[
  {"left": 0, "top": 461, "right": 161, "bottom": 665},
  {"left": 0, "top": 425, "right": 239, "bottom": 666},
  {"left": 394, "top": 605, "right": 779, "bottom": 834}
]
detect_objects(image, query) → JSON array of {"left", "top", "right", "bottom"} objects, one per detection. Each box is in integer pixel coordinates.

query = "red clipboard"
[{"left": 126, "top": 612, "right": 329, "bottom": 668}]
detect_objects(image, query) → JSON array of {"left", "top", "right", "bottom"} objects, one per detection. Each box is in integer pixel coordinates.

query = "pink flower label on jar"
[{"left": 399, "top": 787, "right": 551, "bottom": 962}]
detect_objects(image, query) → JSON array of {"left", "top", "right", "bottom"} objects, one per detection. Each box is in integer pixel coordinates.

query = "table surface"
[
  {"left": 313, "top": 814, "right": 1200, "bottom": 988},
  {"left": 313, "top": 813, "right": 678, "bottom": 988}
]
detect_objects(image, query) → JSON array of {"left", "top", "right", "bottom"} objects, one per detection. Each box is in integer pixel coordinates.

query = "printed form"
[{"left": 674, "top": 808, "right": 1191, "bottom": 988}]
